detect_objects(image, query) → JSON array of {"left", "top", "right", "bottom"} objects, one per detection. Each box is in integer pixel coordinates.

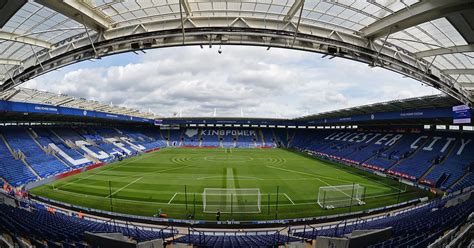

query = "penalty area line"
[
  {"left": 168, "top": 193, "right": 178, "bottom": 205},
  {"left": 106, "top": 177, "right": 143, "bottom": 198}
]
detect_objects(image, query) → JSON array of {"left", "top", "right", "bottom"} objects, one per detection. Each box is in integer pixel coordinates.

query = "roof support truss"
[
  {"left": 0, "top": 31, "right": 51, "bottom": 49},
  {"left": 443, "top": 69, "right": 474, "bottom": 75},
  {"left": 179, "top": 0, "right": 186, "bottom": 44},
  {"left": 35, "top": 0, "right": 111, "bottom": 31},
  {"left": 414, "top": 44, "right": 474, "bottom": 58},
  {"left": 180, "top": 0, "right": 192, "bottom": 17},
  {"left": 1, "top": 16, "right": 472, "bottom": 104},
  {"left": 284, "top": 0, "right": 304, "bottom": 22},
  {"left": 360, "top": 0, "right": 474, "bottom": 38},
  {"left": 0, "top": 59, "right": 22, "bottom": 66}
]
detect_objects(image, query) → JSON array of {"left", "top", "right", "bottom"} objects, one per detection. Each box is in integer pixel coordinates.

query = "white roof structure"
[
  {"left": 0, "top": 87, "right": 156, "bottom": 119},
  {"left": 0, "top": 0, "right": 473, "bottom": 104}
]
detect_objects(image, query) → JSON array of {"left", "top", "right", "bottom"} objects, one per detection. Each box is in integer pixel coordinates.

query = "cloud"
[{"left": 23, "top": 46, "right": 439, "bottom": 118}]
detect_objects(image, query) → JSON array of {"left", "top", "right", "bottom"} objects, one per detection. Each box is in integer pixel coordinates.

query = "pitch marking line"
[
  {"left": 168, "top": 193, "right": 178, "bottom": 205},
  {"left": 265, "top": 165, "right": 353, "bottom": 199},
  {"left": 52, "top": 187, "right": 418, "bottom": 208},
  {"left": 265, "top": 165, "right": 385, "bottom": 190},
  {"left": 283, "top": 193, "right": 295, "bottom": 205},
  {"left": 197, "top": 175, "right": 262, "bottom": 180},
  {"left": 226, "top": 167, "right": 238, "bottom": 208},
  {"left": 59, "top": 164, "right": 194, "bottom": 191},
  {"left": 107, "top": 177, "right": 143, "bottom": 198},
  {"left": 55, "top": 153, "right": 151, "bottom": 190}
]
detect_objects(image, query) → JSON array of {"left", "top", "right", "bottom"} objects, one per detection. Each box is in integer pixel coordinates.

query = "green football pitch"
[{"left": 30, "top": 148, "right": 428, "bottom": 221}]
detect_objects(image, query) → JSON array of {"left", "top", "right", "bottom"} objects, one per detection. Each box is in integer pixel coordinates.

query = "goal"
[
  {"left": 202, "top": 188, "right": 261, "bottom": 213},
  {"left": 317, "top": 184, "right": 366, "bottom": 209}
]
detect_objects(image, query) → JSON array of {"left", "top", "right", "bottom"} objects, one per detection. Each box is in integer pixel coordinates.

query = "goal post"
[
  {"left": 317, "top": 184, "right": 366, "bottom": 209},
  {"left": 202, "top": 188, "right": 261, "bottom": 213}
]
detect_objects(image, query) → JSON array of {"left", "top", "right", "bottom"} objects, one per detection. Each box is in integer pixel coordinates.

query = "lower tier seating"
[
  {"left": 293, "top": 194, "right": 474, "bottom": 248},
  {"left": 0, "top": 203, "right": 175, "bottom": 246},
  {"left": 174, "top": 232, "right": 301, "bottom": 247}
]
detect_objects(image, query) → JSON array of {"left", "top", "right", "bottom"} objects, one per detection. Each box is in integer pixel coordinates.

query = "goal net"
[
  {"left": 202, "top": 188, "right": 261, "bottom": 213},
  {"left": 317, "top": 184, "right": 366, "bottom": 209}
]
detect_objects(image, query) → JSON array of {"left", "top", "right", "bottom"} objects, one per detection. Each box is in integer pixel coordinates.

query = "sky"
[{"left": 23, "top": 45, "right": 440, "bottom": 118}]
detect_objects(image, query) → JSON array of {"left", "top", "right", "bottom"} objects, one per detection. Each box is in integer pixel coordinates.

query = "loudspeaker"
[
  {"left": 327, "top": 46, "right": 338, "bottom": 54},
  {"left": 130, "top": 42, "right": 140, "bottom": 49}
]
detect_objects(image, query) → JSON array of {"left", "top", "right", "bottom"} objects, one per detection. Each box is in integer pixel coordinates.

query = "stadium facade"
[{"left": 0, "top": 0, "right": 474, "bottom": 247}]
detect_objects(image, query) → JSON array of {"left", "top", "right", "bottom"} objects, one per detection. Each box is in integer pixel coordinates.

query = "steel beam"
[
  {"left": 0, "top": 59, "right": 22, "bottom": 66},
  {"left": 459, "top": 82, "right": 474, "bottom": 87},
  {"left": 443, "top": 69, "right": 474, "bottom": 75},
  {"left": 360, "top": 0, "right": 474, "bottom": 38},
  {"left": 414, "top": 44, "right": 474, "bottom": 58},
  {"left": 35, "top": 0, "right": 111, "bottom": 31},
  {"left": 0, "top": 31, "right": 52, "bottom": 49},
  {"left": 181, "top": 0, "right": 192, "bottom": 16},
  {"left": 284, "top": 0, "right": 304, "bottom": 22}
]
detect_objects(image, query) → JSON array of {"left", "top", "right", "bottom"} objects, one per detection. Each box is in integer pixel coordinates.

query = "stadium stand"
[
  {"left": 423, "top": 134, "right": 474, "bottom": 189},
  {"left": 0, "top": 135, "right": 38, "bottom": 187},
  {"left": 365, "top": 133, "right": 422, "bottom": 171},
  {"left": 181, "top": 128, "right": 201, "bottom": 147},
  {"left": 174, "top": 230, "right": 301, "bottom": 247},
  {"left": 289, "top": 129, "right": 474, "bottom": 191},
  {"left": 292, "top": 191, "right": 474, "bottom": 248},
  {"left": 118, "top": 128, "right": 166, "bottom": 149},
  {"left": 260, "top": 128, "right": 276, "bottom": 147},
  {"left": 2, "top": 128, "right": 69, "bottom": 178},
  {"left": 449, "top": 173, "right": 474, "bottom": 193},
  {"left": 0, "top": 201, "right": 176, "bottom": 247},
  {"left": 168, "top": 129, "right": 183, "bottom": 147},
  {"left": 33, "top": 128, "right": 93, "bottom": 168}
]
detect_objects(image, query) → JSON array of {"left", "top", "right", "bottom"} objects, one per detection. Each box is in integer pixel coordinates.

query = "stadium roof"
[
  {"left": 296, "top": 94, "right": 461, "bottom": 122},
  {"left": 0, "top": 0, "right": 473, "bottom": 105},
  {"left": 0, "top": 87, "right": 156, "bottom": 119}
]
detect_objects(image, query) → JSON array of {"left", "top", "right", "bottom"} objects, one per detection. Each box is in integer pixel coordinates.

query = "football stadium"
[{"left": 0, "top": 1, "right": 473, "bottom": 248}]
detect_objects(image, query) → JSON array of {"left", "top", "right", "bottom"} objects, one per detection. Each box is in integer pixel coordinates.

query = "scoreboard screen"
[{"left": 452, "top": 105, "right": 471, "bottom": 124}]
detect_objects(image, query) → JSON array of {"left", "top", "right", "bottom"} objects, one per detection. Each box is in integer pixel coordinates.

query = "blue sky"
[{"left": 24, "top": 46, "right": 440, "bottom": 118}]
